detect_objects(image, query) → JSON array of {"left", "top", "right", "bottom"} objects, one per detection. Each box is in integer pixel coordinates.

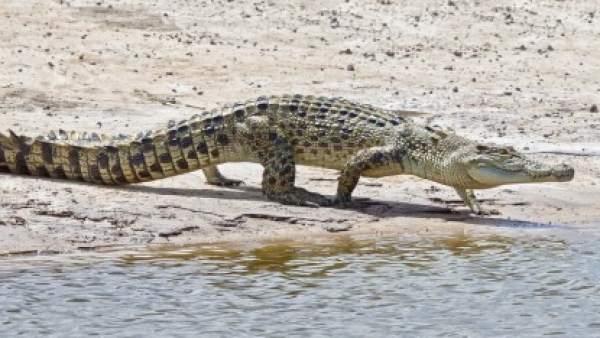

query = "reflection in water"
[
  {"left": 119, "top": 233, "right": 517, "bottom": 276},
  {"left": 121, "top": 236, "right": 372, "bottom": 275},
  {"left": 1, "top": 232, "right": 599, "bottom": 337},
  {"left": 436, "top": 233, "right": 513, "bottom": 256}
]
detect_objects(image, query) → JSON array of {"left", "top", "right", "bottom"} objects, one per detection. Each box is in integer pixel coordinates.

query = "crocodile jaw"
[{"left": 467, "top": 163, "right": 574, "bottom": 187}]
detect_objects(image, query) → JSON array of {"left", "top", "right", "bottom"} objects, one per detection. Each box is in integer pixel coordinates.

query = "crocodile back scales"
[{"left": 0, "top": 94, "right": 420, "bottom": 184}]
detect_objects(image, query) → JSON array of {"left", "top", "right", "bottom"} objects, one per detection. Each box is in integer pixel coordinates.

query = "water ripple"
[{"left": 1, "top": 231, "right": 600, "bottom": 337}]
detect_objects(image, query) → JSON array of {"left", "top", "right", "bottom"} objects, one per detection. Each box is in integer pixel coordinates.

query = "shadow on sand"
[
  {"left": 1, "top": 173, "right": 560, "bottom": 229},
  {"left": 120, "top": 184, "right": 559, "bottom": 229}
]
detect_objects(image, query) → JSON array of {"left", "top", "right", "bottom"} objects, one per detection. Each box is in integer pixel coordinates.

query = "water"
[{"left": 1, "top": 230, "right": 600, "bottom": 337}]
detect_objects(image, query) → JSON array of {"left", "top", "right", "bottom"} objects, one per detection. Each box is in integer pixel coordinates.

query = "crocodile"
[{"left": 0, "top": 94, "right": 574, "bottom": 214}]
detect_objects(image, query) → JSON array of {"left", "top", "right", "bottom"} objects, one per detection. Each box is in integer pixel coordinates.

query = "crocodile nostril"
[{"left": 566, "top": 167, "right": 575, "bottom": 179}]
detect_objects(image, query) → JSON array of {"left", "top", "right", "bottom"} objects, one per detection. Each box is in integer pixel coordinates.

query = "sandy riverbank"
[{"left": 1, "top": 0, "right": 599, "bottom": 255}]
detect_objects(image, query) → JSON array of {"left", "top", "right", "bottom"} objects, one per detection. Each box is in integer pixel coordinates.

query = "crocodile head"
[{"left": 462, "top": 144, "right": 574, "bottom": 188}]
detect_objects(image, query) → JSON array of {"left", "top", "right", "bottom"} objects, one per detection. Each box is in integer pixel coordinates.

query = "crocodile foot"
[
  {"left": 330, "top": 196, "right": 372, "bottom": 208},
  {"left": 205, "top": 177, "right": 244, "bottom": 187},
  {"left": 472, "top": 208, "right": 500, "bottom": 216},
  {"left": 266, "top": 187, "right": 332, "bottom": 207}
]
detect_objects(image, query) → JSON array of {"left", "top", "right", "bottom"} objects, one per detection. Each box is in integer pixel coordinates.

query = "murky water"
[{"left": 1, "top": 229, "right": 600, "bottom": 337}]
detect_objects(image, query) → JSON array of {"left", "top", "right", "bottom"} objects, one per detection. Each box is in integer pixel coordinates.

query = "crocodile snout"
[{"left": 552, "top": 164, "right": 575, "bottom": 182}]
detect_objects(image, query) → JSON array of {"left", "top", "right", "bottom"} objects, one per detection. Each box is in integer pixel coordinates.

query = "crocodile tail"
[
  {"left": 0, "top": 130, "right": 31, "bottom": 174},
  {"left": 0, "top": 121, "right": 216, "bottom": 184},
  {"left": 0, "top": 129, "right": 126, "bottom": 184}
]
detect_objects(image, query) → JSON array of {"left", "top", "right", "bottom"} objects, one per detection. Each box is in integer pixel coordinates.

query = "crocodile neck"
[{"left": 397, "top": 125, "right": 476, "bottom": 188}]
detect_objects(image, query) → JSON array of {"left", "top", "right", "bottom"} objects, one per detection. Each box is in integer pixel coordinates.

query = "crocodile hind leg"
[
  {"left": 239, "top": 116, "right": 330, "bottom": 207},
  {"left": 202, "top": 165, "right": 243, "bottom": 186}
]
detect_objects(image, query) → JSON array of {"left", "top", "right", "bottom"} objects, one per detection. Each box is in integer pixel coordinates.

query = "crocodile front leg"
[
  {"left": 202, "top": 165, "right": 243, "bottom": 186},
  {"left": 454, "top": 188, "right": 482, "bottom": 214},
  {"left": 240, "top": 116, "right": 330, "bottom": 207},
  {"left": 335, "top": 146, "right": 399, "bottom": 205},
  {"left": 454, "top": 188, "right": 498, "bottom": 215}
]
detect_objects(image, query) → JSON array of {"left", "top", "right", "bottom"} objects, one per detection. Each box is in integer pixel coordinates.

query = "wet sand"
[{"left": 1, "top": 0, "right": 599, "bottom": 255}]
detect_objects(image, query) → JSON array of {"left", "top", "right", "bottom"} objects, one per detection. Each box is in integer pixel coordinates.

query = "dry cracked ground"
[{"left": 0, "top": 0, "right": 599, "bottom": 255}]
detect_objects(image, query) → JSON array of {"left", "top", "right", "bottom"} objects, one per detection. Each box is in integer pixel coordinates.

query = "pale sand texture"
[{"left": 0, "top": 0, "right": 599, "bottom": 254}]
